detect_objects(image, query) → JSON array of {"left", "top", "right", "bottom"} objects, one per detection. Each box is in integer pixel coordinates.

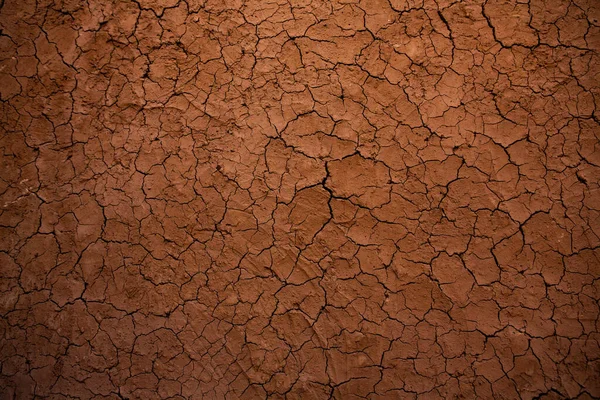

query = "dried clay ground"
[{"left": 1, "top": 0, "right": 600, "bottom": 399}]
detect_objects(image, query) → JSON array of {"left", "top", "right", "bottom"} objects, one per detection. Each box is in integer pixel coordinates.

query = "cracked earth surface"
[{"left": 1, "top": 0, "right": 600, "bottom": 398}]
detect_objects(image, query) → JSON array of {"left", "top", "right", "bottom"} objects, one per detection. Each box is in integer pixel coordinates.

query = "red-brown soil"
[{"left": 1, "top": 0, "right": 600, "bottom": 398}]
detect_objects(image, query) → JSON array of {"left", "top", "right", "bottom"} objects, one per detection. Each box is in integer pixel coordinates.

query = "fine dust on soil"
[{"left": 0, "top": 0, "right": 599, "bottom": 399}]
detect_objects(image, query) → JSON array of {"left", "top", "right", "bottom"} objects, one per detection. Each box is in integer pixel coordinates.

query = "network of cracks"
[{"left": 0, "top": 0, "right": 599, "bottom": 398}]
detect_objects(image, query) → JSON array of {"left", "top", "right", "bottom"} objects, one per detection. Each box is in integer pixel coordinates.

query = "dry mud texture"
[{"left": 1, "top": 0, "right": 600, "bottom": 399}]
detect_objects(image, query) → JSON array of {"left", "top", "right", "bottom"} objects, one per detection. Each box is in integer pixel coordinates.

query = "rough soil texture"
[{"left": 1, "top": 0, "right": 600, "bottom": 399}]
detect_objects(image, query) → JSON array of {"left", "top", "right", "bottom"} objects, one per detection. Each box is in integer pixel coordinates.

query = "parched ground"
[{"left": 1, "top": 0, "right": 599, "bottom": 398}]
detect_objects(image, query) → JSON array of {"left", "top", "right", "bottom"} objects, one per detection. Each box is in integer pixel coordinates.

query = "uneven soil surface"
[{"left": 1, "top": 0, "right": 600, "bottom": 398}]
